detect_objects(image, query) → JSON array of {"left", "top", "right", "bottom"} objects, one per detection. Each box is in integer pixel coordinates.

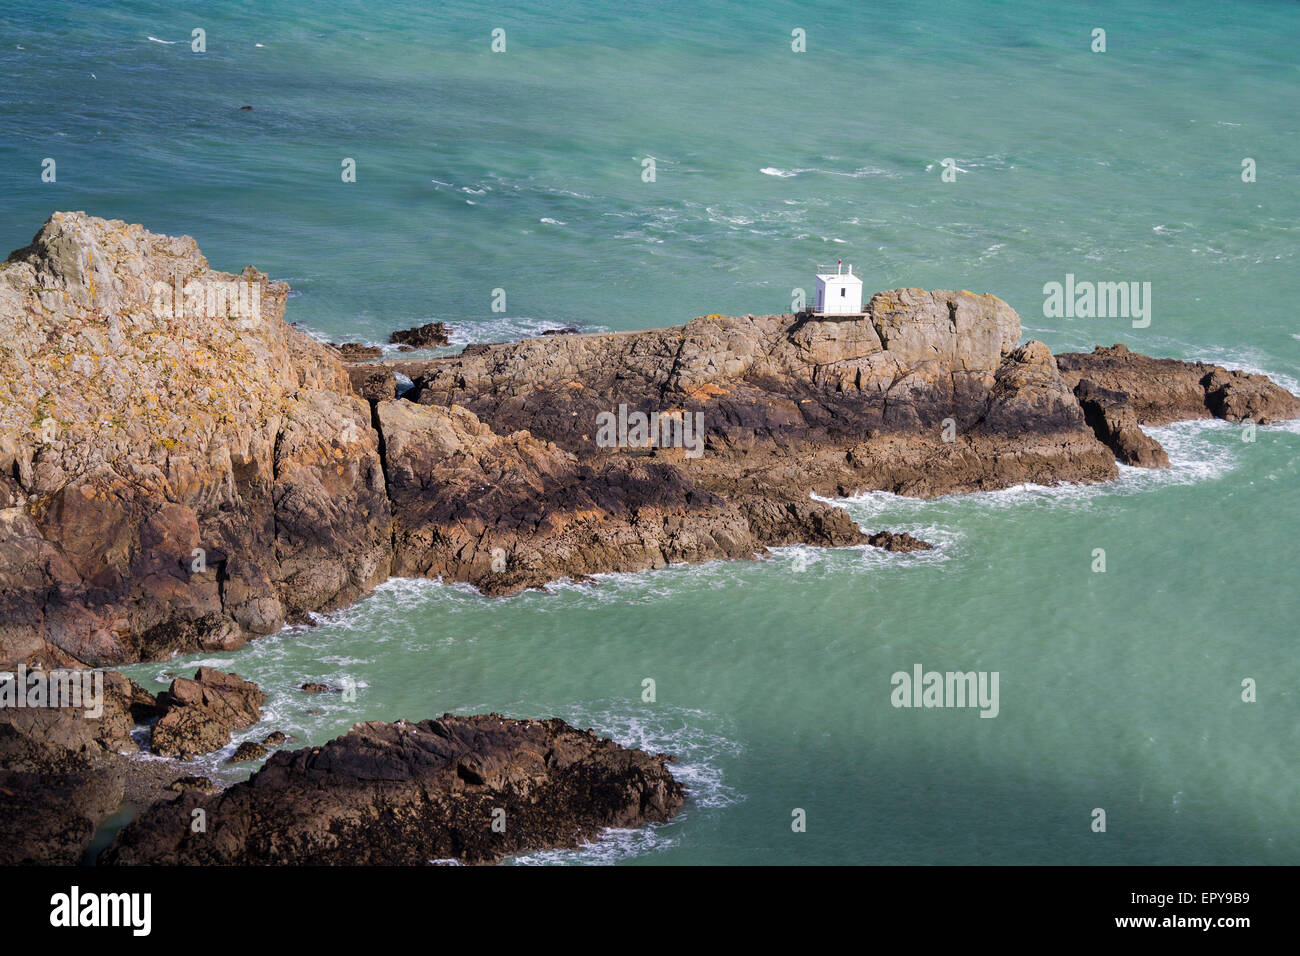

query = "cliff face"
[
  {"left": 1, "top": 214, "right": 1296, "bottom": 667},
  {"left": 0, "top": 213, "right": 391, "bottom": 668}
]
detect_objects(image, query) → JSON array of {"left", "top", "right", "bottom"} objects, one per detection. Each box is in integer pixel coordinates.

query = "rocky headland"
[
  {"left": 2, "top": 211, "right": 1297, "bottom": 866},
  {"left": 2, "top": 212, "right": 1297, "bottom": 669}
]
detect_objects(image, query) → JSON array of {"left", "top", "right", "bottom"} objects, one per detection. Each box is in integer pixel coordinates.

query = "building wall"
[{"left": 816, "top": 276, "right": 863, "bottom": 314}]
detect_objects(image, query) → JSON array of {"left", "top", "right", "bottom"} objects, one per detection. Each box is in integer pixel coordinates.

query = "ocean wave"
[
  {"left": 447, "top": 315, "right": 608, "bottom": 345},
  {"left": 761, "top": 165, "right": 896, "bottom": 179},
  {"left": 145, "top": 36, "right": 178, "bottom": 44}
]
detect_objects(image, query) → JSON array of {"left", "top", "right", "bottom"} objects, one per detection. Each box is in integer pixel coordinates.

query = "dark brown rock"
[
  {"left": 299, "top": 682, "right": 330, "bottom": 694},
  {"left": 1057, "top": 345, "right": 1300, "bottom": 425},
  {"left": 262, "top": 731, "right": 289, "bottom": 745},
  {"left": 227, "top": 741, "right": 269, "bottom": 763},
  {"left": 0, "top": 668, "right": 163, "bottom": 864},
  {"left": 103, "top": 714, "right": 684, "bottom": 865},
  {"left": 389, "top": 322, "right": 450, "bottom": 349},
  {"left": 866, "top": 531, "right": 933, "bottom": 552},
  {"left": 1073, "top": 379, "right": 1170, "bottom": 468},
  {"left": 344, "top": 364, "right": 397, "bottom": 403},
  {"left": 168, "top": 775, "right": 218, "bottom": 793}
]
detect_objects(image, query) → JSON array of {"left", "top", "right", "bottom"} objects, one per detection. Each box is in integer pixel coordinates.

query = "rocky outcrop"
[
  {"left": 867, "top": 531, "right": 933, "bottom": 552},
  {"left": 1057, "top": 344, "right": 1300, "bottom": 425},
  {"left": 0, "top": 213, "right": 392, "bottom": 668},
  {"left": 151, "top": 667, "right": 264, "bottom": 759},
  {"left": 1072, "top": 379, "right": 1170, "bottom": 468},
  {"left": 389, "top": 321, "right": 450, "bottom": 349},
  {"left": 103, "top": 713, "right": 684, "bottom": 865},
  {"left": 3, "top": 214, "right": 1297, "bottom": 663},
  {"left": 401, "top": 301, "right": 1118, "bottom": 502}
]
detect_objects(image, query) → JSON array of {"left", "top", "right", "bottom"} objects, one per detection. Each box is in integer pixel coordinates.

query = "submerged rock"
[{"left": 103, "top": 714, "right": 684, "bottom": 865}]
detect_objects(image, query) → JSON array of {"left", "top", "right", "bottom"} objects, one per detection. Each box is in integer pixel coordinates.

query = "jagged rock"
[
  {"left": 151, "top": 667, "right": 264, "bottom": 758},
  {"left": 227, "top": 741, "right": 269, "bottom": 762},
  {"left": 1057, "top": 344, "right": 1300, "bottom": 425},
  {"left": 102, "top": 714, "right": 684, "bottom": 865},
  {"left": 1202, "top": 367, "right": 1299, "bottom": 423},
  {"left": 389, "top": 322, "right": 449, "bottom": 349},
  {"left": 0, "top": 764, "right": 124, "bottom": 865},
  {"left": 0, "top": 212, "right": 392, "bottom": 669},
  {"left": 1073, "top": 380, "right": 1170, "bottom": 468},
  {"left": 541, "top": 326, "right": 580, "bottom": 336},
  {"left": 377, "top": 399, "right": 865, "bottom": 595},
  {"left": 299, "top": 682, "right": 331, "bottom": 693},
  {"left": 867, "top": 531, "right": 933, "bottom": 552},
  {"left": 262, "top": 731, "right": 289, "bottom": 745}
]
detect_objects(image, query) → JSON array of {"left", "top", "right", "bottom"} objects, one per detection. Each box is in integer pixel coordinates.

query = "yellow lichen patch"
[{"left": 685, "top": 383, "right": 729, "bottom": 402}]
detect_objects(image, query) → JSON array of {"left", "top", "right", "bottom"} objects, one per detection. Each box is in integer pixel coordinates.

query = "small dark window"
[{"left": 840, "top": 288, "right": 846, "bottom": 297}]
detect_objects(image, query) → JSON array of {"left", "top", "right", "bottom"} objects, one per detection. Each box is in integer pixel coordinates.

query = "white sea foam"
[
  {"left": 145, "top": 36, "right": 177, "bottom": 44},
  {"left": 502, "top": 700, "right": 743, "bottom": 865},
  {"left": 447, "top": 315, "right": 608, "bottom": 345}
]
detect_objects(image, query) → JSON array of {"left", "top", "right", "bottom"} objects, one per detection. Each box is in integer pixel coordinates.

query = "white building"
[{"left": 813, "top": 261, "right": 863, "bottom": 316}]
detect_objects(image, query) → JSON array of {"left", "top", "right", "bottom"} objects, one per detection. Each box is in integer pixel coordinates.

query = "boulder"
[{"left": 151, "top": 667, "right": 264, "bottom": 758}]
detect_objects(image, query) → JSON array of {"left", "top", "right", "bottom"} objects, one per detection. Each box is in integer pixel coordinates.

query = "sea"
[{"left": 2, "top": 0, "right": 1297, "bottom": 864}]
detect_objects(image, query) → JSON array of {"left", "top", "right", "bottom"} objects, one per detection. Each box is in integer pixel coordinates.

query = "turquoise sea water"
[{"left": 2, "top": 1, "right": 1297, "bottom": 864}]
